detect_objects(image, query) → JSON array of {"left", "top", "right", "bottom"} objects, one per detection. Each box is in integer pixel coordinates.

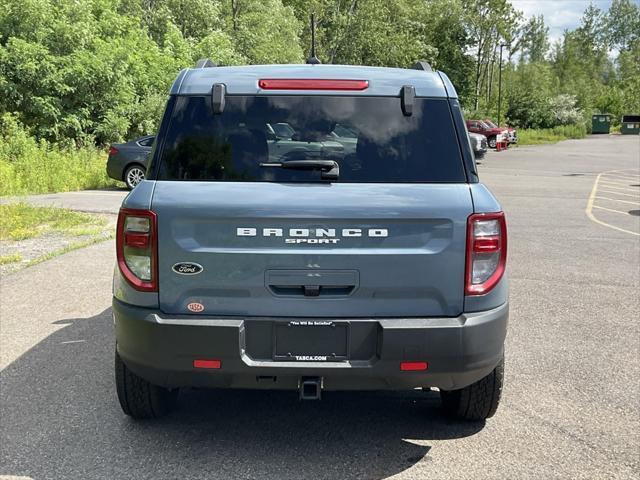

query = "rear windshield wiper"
[{"left": 260, "top": 159, "right": 339, "bottom": 181}]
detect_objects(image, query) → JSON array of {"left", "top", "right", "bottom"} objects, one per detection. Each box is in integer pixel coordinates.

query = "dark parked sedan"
[{"left": 106, "top": 135, "right": 154, "bottom": 189}]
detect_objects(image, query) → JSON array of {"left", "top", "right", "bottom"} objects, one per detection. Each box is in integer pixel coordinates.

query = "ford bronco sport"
[{"left": 113, "top": 61, "right": 508, "bottom": 421}]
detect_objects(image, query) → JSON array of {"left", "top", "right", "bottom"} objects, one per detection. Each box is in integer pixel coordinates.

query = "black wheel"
[
  {"left": 487, "top": 136, "right": 497, "bottom": 149},
  {"left": 124, "top": 164, "right": 145, "bottom": 190},
  {"left": 115, "top": 350, "right": 178, "bottom": 419},
  {"left": 440, "top": 357, "right": 503, "bottom": 421}
]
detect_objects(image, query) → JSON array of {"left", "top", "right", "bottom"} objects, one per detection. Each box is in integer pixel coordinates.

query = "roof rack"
[
  {"left": 412, "top": 61, "right": 433, "bottom": 72},
  {"left": 194, "top": 58, "right": 217, "bottom": 69}
]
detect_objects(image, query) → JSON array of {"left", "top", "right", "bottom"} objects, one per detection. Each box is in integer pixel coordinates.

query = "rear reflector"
[
  {"left": 400, "top": 361, "right": 428, "bottom": 371},
  {"left": 258, "top": 79, "right": 369, "bottom": 91},
  {"left": 108, "top": 146, "right": 118, "bottom": 156},
  {"left": 193, "top": 359, "right": 221, "bottom": 369}
]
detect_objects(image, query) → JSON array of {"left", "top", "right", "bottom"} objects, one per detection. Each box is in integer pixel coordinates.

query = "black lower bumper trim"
[{"left": 114, "top": 298, "right": 508, "bottom": 391}]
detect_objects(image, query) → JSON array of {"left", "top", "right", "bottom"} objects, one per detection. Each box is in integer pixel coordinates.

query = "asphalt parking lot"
[{"left": 1, "top": 135, "right": 639, "bottom": 479}]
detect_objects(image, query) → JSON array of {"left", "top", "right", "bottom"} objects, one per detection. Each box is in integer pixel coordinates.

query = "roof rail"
[
  {"left": 412, "top": 61, "right": 433, "bottom": 72},
  {"left": 195, "top": 58, "right": 217, "bottom": 69}
]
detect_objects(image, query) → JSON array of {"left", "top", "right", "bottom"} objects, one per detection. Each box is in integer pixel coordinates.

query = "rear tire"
[
  {"left": 440, "top": 357, "right": 503, "bottom": 421},
  {"left": 487, "top": 136, "right": 497, "bottom": 149},
  {"left": 123, "top": 164, "right": 145, "bottom": 190},
  {"left": 115, "top": 350, "right": 178, "bottom": 419}
]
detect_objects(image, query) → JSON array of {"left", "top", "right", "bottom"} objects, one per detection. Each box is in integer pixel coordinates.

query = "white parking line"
[
  {"left": 593, "top": 205, "right": 634, "bottom": 215},
  {"left": 594, "top": 196, "right": 640, "bottom": 205},
  {"left": 586, "top": 169, "right": 640, "bottom": 236},
  {"left": 598, "top": 179, "right": 637, "bottom": 185},
  {"left": 597, "top": 183, "right": 640, "bottom": 191},
  {"left": 601, "top": 174, "right": 640, "bottom": 181},
  {"left": 608, "top": 169, "right": 640, "bottom": 175},
  {"left": 597, "top": 190, "right": 640, "bottom": 198}
]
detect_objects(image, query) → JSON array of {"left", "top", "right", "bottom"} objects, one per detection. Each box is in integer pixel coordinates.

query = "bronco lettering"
[{"left": 237, "top": 227, "right": 388, "bottom": 238}]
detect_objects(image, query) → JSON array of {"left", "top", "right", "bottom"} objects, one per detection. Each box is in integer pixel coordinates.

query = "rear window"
[
  {"left": 156, "top": 96, "right": 466, "bottom": 183},
  {"left": 137, "top": 136, "right": 155, "bottom": 147}
]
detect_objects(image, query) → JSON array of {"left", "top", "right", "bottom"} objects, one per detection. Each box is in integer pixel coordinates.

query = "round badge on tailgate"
[
  {"left": 172, "top": 262, "right": 203, "bottom": 275},
  {"left": 187, "top": 302, "right": 204, "bottom": 313}
]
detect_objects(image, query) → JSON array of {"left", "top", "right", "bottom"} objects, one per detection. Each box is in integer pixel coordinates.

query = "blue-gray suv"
[{"left": 113, "top": 61, "right": 509, "bottom": 421}]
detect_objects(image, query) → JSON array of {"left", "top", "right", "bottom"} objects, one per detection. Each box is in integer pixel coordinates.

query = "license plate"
[{"left": 273, "top": 321, "right": 349, "bottom": 361}]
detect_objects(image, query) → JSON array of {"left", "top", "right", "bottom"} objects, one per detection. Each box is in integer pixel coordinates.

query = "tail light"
[
  {"left": 465, "top": 212, "right": 507, "bottom": 295},
  {"left": 108, "top": 146, "right": 118, "bottom": 156},
  {"left": 116, "top": 208, "right": 158, "bottom": 292}
]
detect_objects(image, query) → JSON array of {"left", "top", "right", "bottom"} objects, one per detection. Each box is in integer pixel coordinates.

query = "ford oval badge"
[{"left": 172, "top": 262, "right": 203, "bottom": 275}]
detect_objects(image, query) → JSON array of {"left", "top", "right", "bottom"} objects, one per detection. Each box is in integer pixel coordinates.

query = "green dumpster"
[
  {"left": 621, "top": 115, "right": 640, "bottom": 135},
  {"left": 591, "top": 114, "right": 612, "bottom": 134}
]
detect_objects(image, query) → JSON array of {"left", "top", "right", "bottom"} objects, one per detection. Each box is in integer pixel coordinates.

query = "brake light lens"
[
  {"left": 465, "top": 212, "right": 507, "bottom": 295},
  {"left": 116, "top": 208, "right": 157, "bottom": 292},
  {"left": 108, "top": 146, "right": 118, "bottom": 156},
  {"left": 258, "top": 79, "right": 369, "bottom": 91}
]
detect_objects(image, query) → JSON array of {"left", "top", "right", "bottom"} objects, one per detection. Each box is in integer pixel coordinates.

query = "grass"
[
  {"left": 517, "top": 124, "right": 587, "bottom": 145},
  {"left": 0, "top": 118, "right": 119, "bottom": 196},
  {"left": 23, "top": 233, "right": 114, "bottom": 268},
  {"left": 0, "top": 233, "right": 114, "bottom": 271},
  {"left": 0, "top": 144, "right": 119, "bottom": 196},
  {"left": 0, "top": 252, "right": 22, "bottom": 265},
  {"left": 0, "top": 203, "right": 106, "bottom": 241}
]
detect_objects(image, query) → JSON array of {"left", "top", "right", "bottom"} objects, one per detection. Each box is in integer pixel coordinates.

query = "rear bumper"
[
  {"left": 113, "top": 298, "right": 508, "bottom": 391},
  {"left": 106, "top": 158, "right": 123, "bottom": 181},
  {"left": 474, "top": 147, "right": 487, "bottom": 159}
]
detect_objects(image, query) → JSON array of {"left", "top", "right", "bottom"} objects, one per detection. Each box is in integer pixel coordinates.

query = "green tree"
[
  {"left": 414, "top": 0, "right": 475, "bottom": 101},
  {"left": 462, "top": 0, "right": 521, "bottom": 111},
  {"left": 516, "top": 15, "right": 549, "bottom": 63},
  {"left": 1, "top": 0, "right": 637, "bottom": 149},
  {"left": 224, "top": 0, "right": 303, "bottom": 64},
  {"left": 605, "top": 0, "right": 640, "bottom": 51},
  {"left": 285, "top": 0, "right": 435, "bottom": 67},
  {"left": 506, "top": 62, "right": 555, "bottom": 128}
]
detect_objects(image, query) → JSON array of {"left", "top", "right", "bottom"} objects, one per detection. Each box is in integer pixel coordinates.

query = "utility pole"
[{"left": 497, "top": 43, "right": 508, "bottom": 126}]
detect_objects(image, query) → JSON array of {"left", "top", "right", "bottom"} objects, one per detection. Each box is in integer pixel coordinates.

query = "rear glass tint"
[{"left": 156, "top": 96, "right": 465, "bottom": 183}]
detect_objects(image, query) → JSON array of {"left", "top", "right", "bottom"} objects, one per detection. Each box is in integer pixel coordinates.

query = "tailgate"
[{"left": 152, "top": 181, "right": 472, "bottom": 318}]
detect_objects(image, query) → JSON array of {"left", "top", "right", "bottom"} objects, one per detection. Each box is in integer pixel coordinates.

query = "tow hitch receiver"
[{"left": 299, "top": 376, "right": 323, "bottom": 400}]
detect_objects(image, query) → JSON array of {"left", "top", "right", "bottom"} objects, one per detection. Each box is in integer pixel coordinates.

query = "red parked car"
[
  {"left": 484, "top": 119, "right": 518, "bottom": 144},
  {"left": 466, "top": 120, "right": 508, "bottom": 149}
]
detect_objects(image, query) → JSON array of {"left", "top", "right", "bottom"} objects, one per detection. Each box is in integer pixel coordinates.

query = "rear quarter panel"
[
  {"left": 113, "top": 181, "right": 159, "bottom": 307},
  {"left": 465, "top": 183, "right": 508, "bottom": 312}
]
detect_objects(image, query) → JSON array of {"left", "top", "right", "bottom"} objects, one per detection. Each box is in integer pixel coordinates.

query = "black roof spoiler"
[
  {"left": 195, "top": 58, "right": 217, "bottom": 68},
  {"left": 412, "top": 61, "right": 433, "bottom": 72}
]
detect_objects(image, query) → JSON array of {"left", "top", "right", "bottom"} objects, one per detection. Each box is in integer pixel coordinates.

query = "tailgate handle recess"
[
  {"left": 270, "top": 285, "right": 355, "bottom": 297},
  {"left": 266, "top": 270, "right": 359, "bottom": 298}
]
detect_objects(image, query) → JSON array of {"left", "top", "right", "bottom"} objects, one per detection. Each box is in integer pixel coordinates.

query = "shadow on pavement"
[{"left": 0, "top": 308, "right": 484, "bottom": 480}]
